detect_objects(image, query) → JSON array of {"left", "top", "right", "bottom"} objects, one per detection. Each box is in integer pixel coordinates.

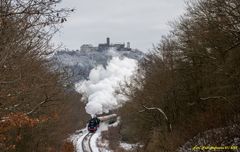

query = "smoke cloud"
[{"left": 75, "top": 57, "right": 137, "bottom": 115}]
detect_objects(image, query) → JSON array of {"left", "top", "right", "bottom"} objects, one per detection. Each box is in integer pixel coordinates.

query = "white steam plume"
[{"left": 75, "top": 57, "right": 137, "bottom": 115}]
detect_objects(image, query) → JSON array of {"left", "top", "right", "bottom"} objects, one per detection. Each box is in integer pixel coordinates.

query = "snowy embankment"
[
  {"left": 71, "top": 128, "right": 88, "bottom": 152},
  {"left": 70, "top": 121, "right": 118, "bottom": 152},
  {"left": 179, "top": 124, "right": 240, "bottom": 152}
]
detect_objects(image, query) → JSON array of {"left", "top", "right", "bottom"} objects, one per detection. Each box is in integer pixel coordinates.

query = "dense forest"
[
  {"left": 0, "top": 0, "right": 89, "bottom": 151},
  {"left": 119, "top": 0, "right": 240, "bottom": 151},
  {"left": 1, "top": 0, "right": 240, "bottom": 152}
]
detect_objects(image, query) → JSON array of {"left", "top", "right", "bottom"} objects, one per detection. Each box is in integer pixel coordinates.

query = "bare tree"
[
  {"left": 0, "top": 0, "right": 83, "bottom": 151},
  {"left": 119, "top": 0, "right": 240, "bottom": 151}
]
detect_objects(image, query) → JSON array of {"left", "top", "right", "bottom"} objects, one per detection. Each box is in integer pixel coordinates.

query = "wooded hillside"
[
  {"left": 120, "top": 0, "right": 240, "bottom": 151},
  {"left": 0, "top": 1, "right": 88, "bottom": 151}
]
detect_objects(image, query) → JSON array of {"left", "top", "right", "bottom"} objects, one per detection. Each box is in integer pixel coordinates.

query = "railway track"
[{"left": 82, "top": 132, "right": 93, "bottom": 152}]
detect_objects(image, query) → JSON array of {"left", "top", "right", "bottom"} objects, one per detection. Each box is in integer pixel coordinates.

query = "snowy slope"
[
  {"left": 51, "top": 48, "right": 144, "bottom": 84},
  {"left": 71, "top": 122, "right": 115, "bottom": 152}
]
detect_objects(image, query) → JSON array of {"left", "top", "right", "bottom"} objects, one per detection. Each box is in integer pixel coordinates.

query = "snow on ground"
[
  {"left": 90, "top": 122, "right": 109, "bottom": 152},
  {"left": 71, "top": 128, "right": 89, "bottom": 152},
  {"left": 120, "top": 142, "right": 143, "bottom": 151},
  {"left": 95, "top": 121, "right": 120, "bottom": 152},
  {"left": 179, "top": 124, "right": 240, "bottom": 152},
  {"left": 90, "top": 131, "right": 100, "bottom": 152},
  {"left": 97, "top": 136, "right": 111, "bottom": 152},
  {"left": 108, "top": 117, "right": 120, "bottom": 128},
  {"left": 70, "top": 122, "right": 113, "bottom": 152},
  {"left": 120, "top": 143, "right": 135, "bottom": 151}
]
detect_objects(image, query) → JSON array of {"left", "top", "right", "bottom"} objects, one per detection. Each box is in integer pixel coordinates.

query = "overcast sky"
[{"left": 54, "top": 0, "right": 185, "bottom": 52}]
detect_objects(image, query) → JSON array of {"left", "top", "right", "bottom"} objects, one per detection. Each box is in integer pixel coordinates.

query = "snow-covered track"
[{"left": 82, "top": 132, "right": 93, "bottom": 152}]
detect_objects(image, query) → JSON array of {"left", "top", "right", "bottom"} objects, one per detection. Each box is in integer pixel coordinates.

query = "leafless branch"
[
  {"left": 200, "top": 96, "right": 228, "bottom": 101},
  {"left": 139, "top": 105, "right": 172, "bottom": 132},
  {"left": 224, "top": 41, "right": 240, "bottom": 52},
  {"left": 27, "top": 95, "right": 55, "bottom": 115}
]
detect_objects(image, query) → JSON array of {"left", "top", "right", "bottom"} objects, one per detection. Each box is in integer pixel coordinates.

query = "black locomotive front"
[{"left": 88, "top": 117, "right": 100, "bottom": 132}]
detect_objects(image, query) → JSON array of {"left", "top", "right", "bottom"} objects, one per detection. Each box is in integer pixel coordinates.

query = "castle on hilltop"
[{"left": 80, "top": 38, "right": 132, "bottom": 52}]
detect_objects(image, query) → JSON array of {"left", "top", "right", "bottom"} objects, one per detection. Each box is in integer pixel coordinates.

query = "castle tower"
[
  {"left": 127, "top": 42, "right": 130, "bottom": 48},
  {"left": 107, "top": 37, "right": 110, "bottom": 46}
]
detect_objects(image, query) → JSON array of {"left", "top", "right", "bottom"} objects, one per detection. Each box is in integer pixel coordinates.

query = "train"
[
  {"left": 88, "top": 117, "right": 100, "bottom": 133},
  {"left": 87, "top": 114, "right": 117, "bottom": 132}
]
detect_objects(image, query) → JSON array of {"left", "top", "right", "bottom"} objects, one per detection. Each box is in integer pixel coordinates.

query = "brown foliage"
[
  {"left": 60, "top": 141, "right": 74, "bottom": 152},
  {"left": 0, "top": 113, "right": 45, "bottom": 151},
  {"left": 102, "top": 126, "right": 122, "bottom": 150},
  {"left": 0, "top": 0, "right": 88, "bottom": 151},
  {"left": 120, "top": 0, "right": 240, "bottom": 151}
]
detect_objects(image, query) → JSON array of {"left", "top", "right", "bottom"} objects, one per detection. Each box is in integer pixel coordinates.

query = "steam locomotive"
[
  {"left": 87, "top": 114, "right": 118, "bottom": 132},
  {"left": 88, "top": 117, "right": 100, "bottom": 133}
]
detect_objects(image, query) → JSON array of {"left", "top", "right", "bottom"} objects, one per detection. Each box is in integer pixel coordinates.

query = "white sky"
[{"left": 54, "top": 0, "right": 186, "bottom": 52}]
